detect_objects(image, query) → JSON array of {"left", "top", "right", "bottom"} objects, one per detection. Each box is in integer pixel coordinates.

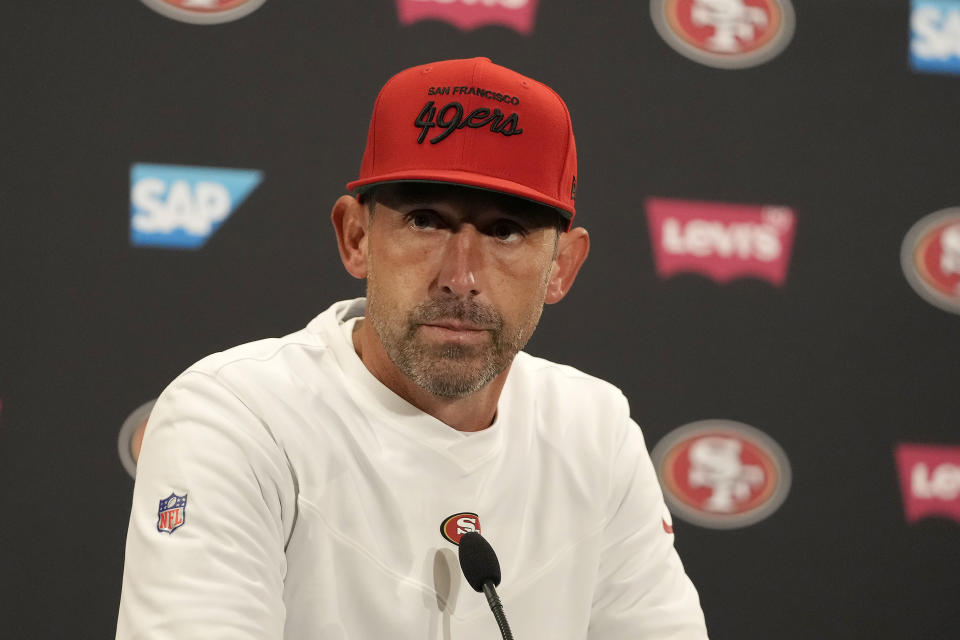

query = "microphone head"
[{"left": 457, "top": 531, "right": 502, "bottom": 592}]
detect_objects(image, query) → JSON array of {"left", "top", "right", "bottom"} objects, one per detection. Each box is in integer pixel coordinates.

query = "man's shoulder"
[
  {"left": 514, "top": 351, "right": 623, "bottom": 392},
  {"left": 185, "top": 327, "right": 324, "bottom": 379},
  {"left": 182, "top": 299, "right": 360, "bottom": 380},
  {"left": 506, "top": 353, "right": 639, "bottom": 464},
  {"left": 511, "top": 351, "right": 628, "bottom": 411}
]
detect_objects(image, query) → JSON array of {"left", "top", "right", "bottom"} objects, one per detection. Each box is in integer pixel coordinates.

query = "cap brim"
[{"left": 346, "top": 170, "right": 574, "bottom": 224}]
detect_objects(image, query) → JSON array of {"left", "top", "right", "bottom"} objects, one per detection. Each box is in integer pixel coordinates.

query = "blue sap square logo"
[
  {"left": 130, "top": 164, "right": 263, "bottom": 250},
  {"left": 911, "top": 0, "right": 960, "bottom": 74}
]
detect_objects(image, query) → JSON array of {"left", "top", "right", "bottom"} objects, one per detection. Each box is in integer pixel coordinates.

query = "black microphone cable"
[{"left": 458, "top": 531, "right": 515, "bottom": 640}]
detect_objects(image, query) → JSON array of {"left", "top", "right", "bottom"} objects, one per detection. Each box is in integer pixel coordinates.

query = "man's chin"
[
  {"left": 411, "top": 336, "right": 489, "bottom": 360},
  {"left": 414, "top": 373, "right": 491, "bottom": 399},
  {"left": 407, "top": 358, "right": 501, "bottom": 398}
]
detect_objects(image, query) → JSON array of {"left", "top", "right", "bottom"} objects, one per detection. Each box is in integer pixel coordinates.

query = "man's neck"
[{"left": 352, "top": 319, "right": 508, "bottom": 432}]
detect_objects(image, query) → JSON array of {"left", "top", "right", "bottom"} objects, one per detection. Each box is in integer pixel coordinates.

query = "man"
[{"left": 117, "top": 57, "right": 708, "bottom": 639}]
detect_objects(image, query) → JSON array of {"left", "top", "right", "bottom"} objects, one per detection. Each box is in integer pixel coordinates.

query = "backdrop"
[{"left": 2, "top": 1, "right": 959, "bottom": 638}]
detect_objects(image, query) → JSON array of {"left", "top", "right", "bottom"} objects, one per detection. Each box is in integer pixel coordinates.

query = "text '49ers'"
[{"left": 415, "top": 101, "right": 523, "bottom": 144}]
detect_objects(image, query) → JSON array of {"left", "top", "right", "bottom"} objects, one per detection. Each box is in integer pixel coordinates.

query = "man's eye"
[
  {"left": 408, "top": 211, "right": 439, "bottom": 230},
  {"left": 490, "top": 221, "right": 525, "bottom": 242}
]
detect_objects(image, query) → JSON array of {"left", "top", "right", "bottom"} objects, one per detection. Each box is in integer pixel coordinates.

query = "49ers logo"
[
  {"left": 901, "top": 208, "right": 960, "bottom": 315},
  {"left": 651, "top": 420, "right": 791, "bottom": 529},
  {"left": 140, "top": 0, "right": 267, "bottom": 25},
  {"left": 415, "top": 101, "right": 523, "bottom": 144},
  {"left": 440, "top": 512, "right": 481, "bottom": 545},
  {"left": 650, "top": 0, "right": 795, "bottom": 69}
]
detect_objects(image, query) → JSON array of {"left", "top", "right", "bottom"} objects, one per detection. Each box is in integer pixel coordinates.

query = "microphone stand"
[{"left": 481, "top": 580, "right": 514, "bottom": 640}]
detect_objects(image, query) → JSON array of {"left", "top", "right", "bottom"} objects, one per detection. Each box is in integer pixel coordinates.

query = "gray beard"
[{"left": 368, "top": 296, "right": 529, "bottom": 399}]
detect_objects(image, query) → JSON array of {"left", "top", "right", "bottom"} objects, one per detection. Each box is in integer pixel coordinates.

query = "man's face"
[{"left": 363, "top": 183, "right": 563, "bottom": 398}]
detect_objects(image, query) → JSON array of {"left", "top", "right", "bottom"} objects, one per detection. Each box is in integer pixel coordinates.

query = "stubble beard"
[{"left": 366, "top": 287, "right": 543, "bottom": 399}]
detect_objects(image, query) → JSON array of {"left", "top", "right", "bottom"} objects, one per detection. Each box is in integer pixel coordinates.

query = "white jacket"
[{"left": 117, "top": 298, "right": 707, "bottom": 639}]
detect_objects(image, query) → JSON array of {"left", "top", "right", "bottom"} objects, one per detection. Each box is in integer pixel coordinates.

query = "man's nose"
[{"left": 437, "top": 227, "right": 482, "bottom": 296}]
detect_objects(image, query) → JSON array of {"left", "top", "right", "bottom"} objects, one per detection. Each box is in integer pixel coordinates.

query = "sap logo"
[
  {"left": 130, "top": 164, "right": 263, "bottom": 250},
  {"left": 896, "top": 444, "right": 960, "bottom": 523},
  {"left": 646, "top": 198, "right": 797, "bottom": 286},
  {"left": 395, "top": 0, "right": 539, "bottom": 35},
  {"left": 911, "top": 1, "right": 960, "bottom": 74}
]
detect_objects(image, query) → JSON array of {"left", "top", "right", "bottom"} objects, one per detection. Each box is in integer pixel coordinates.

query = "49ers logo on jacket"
[
  {"left": 901, "top": 208, "right": 960, "bottom": 315},
  {"left": 651, "top": 420, "right": 791, "bottom": 529},
  {"left": 396, "top": 0, "right": 540, "bottom": 36},
  {"left": 140, "top": 0, "right": 266, "bottom": 25},
  {"left": 650, "top": 0, "right": 795, "bottom": 69},
  {"left": 157, "top": 493, "right": 187, "bottom": 534},
  {"left": 441, "top": 512, "right": 481, "bottom": 545}
]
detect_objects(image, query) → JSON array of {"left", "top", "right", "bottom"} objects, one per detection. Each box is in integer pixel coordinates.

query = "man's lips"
[
  {"left": 422, "top": 321, "right": 490, "bottom": 332},
  {"left": 417, "top": 321, "right": 493, "bottom": 343}
]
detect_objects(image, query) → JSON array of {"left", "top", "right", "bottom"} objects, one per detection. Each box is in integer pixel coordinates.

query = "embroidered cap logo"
[{"left": 415, "top": 101, "right": 523, "bottom": 144}]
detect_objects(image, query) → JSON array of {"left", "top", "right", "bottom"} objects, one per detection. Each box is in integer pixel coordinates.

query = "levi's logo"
[
  {"left": 646, "top": 197, "right": 797, "bottom": 286},
  {"left": 415, "top": 101, "right": 523, "bottom": 144},
  {"left": 895, "top": 444, "right": 960, "bottom": 524},
  {"left": 395, "top": 0, "right": 540, "bottom": 36}
]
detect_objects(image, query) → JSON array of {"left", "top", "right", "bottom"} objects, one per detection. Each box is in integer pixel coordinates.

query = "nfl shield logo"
[{"left": 157, "top": 493, "right": 187, "bottom": 534}]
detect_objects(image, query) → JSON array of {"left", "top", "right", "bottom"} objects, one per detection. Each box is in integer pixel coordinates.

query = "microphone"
[{"left": 458, "top": 532, "right": 515, "bottom": 640}]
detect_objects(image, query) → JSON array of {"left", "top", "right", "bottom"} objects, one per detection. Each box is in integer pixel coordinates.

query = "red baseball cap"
[{"left": 347, "top": 57, "right": 578, "bottom": 227}]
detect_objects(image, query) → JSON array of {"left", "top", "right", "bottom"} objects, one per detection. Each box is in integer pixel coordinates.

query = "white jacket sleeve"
[
  {"left": 589, "top": 414, "right": 708, "bottom": 639},
  {"left": 116, "top": 371, "right": 296, "bottom": 640}
]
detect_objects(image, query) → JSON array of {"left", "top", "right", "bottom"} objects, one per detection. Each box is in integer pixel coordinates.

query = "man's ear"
[
  {"left": 545, "top": 226, "right": 590, "bottom": 304},
  {"left": 331, "top": 195, "right": 370, "bottom": 279}
]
